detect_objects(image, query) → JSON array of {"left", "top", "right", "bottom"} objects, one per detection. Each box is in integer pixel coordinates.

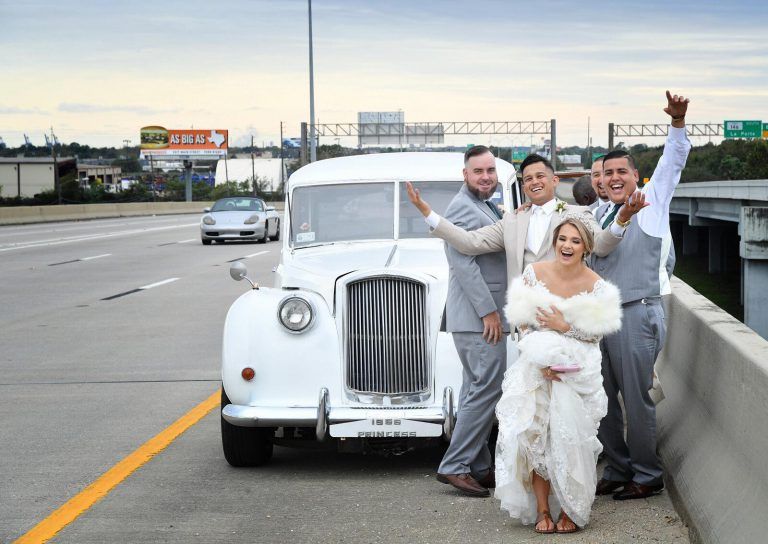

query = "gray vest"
[{"left": 591, "top": 210, "right": 662, "bottom": 304}]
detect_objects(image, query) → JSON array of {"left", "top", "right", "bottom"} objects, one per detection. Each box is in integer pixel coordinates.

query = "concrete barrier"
[
  {"left": 657, "top": 277, "right": 768, "bottom": 544},
  {"left": 0, "top": 201, "right": 285, "bottom": 225}
]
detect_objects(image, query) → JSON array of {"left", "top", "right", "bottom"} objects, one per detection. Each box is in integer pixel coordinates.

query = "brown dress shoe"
[
  {"left": 477, "top": 470, "right": 495, "bottom": 489},
  {"left": 436, "top": 473, "right": 490, "bottom": 497},
  {"left": 613, "top": 481, "right": 664, "bottom": 500},
  {"left": 595, "top": 478, "right": 626, "bottom": 495}
]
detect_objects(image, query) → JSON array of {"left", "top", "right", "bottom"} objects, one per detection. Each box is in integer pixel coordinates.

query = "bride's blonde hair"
[{"left": 552, "top": 217, "right": 595, "bottom": 258}]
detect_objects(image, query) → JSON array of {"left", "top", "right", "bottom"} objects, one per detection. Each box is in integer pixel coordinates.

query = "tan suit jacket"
[{"left": 432, "top": 202, "right": 622, "bottom": 282}]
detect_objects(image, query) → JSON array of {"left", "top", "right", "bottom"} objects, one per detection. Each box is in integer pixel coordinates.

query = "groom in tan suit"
[{"left": 407, "top": 153, "right": 646, "bottom": 282}]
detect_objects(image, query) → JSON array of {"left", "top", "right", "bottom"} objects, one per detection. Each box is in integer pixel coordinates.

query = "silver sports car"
[{"left": 200, "top": 197, "right": 280, "bottom": 245}]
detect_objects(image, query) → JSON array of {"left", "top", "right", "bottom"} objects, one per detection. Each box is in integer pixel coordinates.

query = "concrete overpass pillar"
[
  {"left": 740, "top": 207, "right": 768, "bottom": 340},
  {"left": 708, "top": 226, "right": 724, "bottom": 273},
  {"left": 682, "top": 223, "right": 700, "bottom": 256}
]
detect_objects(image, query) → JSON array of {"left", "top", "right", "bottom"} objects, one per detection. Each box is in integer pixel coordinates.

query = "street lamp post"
[{"left": 308, "top": 0, "right": 317, "bottom": 163}]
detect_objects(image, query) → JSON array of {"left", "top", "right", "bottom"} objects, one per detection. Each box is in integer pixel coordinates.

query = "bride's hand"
[
  {"left": 537, "top": 305, "right": 570, "bottom": 334},
  {"left": 542, "top": 367, "right": 562, "bottom": 382}
]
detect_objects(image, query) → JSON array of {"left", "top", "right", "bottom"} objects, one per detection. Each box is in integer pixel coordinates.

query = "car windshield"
[
  {"left": 289, "top": 180, "right": 493, "bottom": 247},
  {"left": 290, "top": 183, "right": 394, "bottom": 247},
  {"left": 211, "top": 198, "right": 263, "bottom": 212}
]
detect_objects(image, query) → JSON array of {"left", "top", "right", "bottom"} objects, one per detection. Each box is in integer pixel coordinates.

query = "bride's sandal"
[
  {"left": 555, "top": 511, "right": 580, "bottom": 534},
  {"left": 534, "top": 511, "right": 556, "bottom": 534}
]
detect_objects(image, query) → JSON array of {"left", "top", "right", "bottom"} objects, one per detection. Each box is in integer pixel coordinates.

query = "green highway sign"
[
  {"left": 512, "top": 151, "right": 528, "bottom": 162},
  {"left": 592, "top": 152, "right": 605, "bottom": 162},
  {"left": 764, "top": 123, "right": 768, "bottom": 139},
  {"left": 724, "top": 120, "right": 762, "bottom": 139}
]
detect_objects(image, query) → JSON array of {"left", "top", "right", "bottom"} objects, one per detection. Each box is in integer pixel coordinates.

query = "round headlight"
[
  {"left": 244, "top": 214, "right": 261, "bottom": 225},
  {"left": 278, "top": 297, "right": 314, "bottom": 333},
  {"left": 203, "top": 215, "right": 216, "bottom": 225}
]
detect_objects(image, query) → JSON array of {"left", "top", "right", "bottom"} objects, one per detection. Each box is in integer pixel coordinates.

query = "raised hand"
[
  {"left": 663, "top": 90, "right": 689, "bottom": 123},
  {"left": 405, "top": 181, "right": 432, "bottom": 217},
  {"left": 617, "top": 190, "right": 649, "bottom": 223}
]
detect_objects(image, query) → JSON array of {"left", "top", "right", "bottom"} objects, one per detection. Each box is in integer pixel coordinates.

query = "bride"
[{"left": 496, "top": 217, "right": 622, "bottom": 534}]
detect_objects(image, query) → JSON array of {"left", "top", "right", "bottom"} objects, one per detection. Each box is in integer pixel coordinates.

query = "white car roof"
[{"left": 288, "top": 152, "right": 517, "bottom": 188}]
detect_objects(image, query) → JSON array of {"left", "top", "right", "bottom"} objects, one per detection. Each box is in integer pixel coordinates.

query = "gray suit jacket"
[
  {"left": 443, "top": 185, "right": 509, "bottom": 333},
  {"left": 433, "top": 200, "right": 622, "bottom": 284}
]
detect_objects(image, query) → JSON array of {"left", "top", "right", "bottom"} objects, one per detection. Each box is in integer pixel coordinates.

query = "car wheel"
[
  {"left": 270, "top": 219, "right": 280, "bottom": 241},
  {"left": 258, "top": 222, "right": 269, "bottom": 244},
  {"left": 221, "top": 389, "right": 273, "bottom": 467},
  {"left": 202, "top": 238, "right": 212, "bottom": 245}
]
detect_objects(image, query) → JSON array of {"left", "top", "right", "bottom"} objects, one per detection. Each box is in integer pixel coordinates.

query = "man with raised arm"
[{"left": 593, "top": 91, "right": 691, "bottom": 500}]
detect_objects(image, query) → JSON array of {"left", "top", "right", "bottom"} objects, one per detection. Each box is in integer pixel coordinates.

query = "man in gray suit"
[
  {"left": 434, "top": 145, "right": 509, "bottom": 497},
  {"left": 594, "top": 91, "right": 691, "bottom": 500}
]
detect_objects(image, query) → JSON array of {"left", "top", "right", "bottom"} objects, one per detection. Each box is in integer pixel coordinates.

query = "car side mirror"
[
  {"left": 230, "top": 262, "right": 258, "bottom": 289},
  {"left": 203, "top": 207, "right": 211, "bottom": 213},
  {"left": 266, "top": 206, "right": 275, "bottom": 212}
]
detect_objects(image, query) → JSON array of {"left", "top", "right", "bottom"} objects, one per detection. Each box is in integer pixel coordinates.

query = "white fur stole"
[{"left": 504, "top": 276, "right": 623, "bottom": 337}]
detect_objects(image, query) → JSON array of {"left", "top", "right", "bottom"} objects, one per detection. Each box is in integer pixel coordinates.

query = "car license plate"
[{"left": 330, "top": 418, "right": 442, "bottom": 438}]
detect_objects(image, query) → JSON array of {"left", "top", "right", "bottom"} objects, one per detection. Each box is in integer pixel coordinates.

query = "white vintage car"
[{"left": 220, "top": 152, "right": 520, "bottom": 466}]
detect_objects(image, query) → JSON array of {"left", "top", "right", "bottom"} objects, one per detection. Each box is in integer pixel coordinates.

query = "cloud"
[
  {"left": 0, "top": 105, "right": 47, "bottom": 115},
  {"left": 57, "top": 103, "right": 178, "bottom": 115}
]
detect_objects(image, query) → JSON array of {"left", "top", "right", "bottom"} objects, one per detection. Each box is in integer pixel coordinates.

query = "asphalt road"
[{"left": 0, "top": 214, "right": 689, "bottom": 543}]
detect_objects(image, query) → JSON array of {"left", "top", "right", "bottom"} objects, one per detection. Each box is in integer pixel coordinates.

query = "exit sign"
[{"left": 724, "top": 120, "right": 762, "bottom": 139}]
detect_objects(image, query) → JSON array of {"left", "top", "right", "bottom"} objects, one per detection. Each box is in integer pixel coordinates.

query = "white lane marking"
[
  {"left": 80, "top": 253, "right": 112, "bottom": 261},
  {"left": 0, "top": 216, "right": 197, "bottom": 237},
  {"left": 177, "top": 239, "right": 196, "bottom": 244},
  {"left": 139, "top": 278, "right": 179, "bottom": 290},
  {"left": 244, "top": 251, "right": 270, "bottom": 258},
  {"left": 0, "top": 223, "right": 198, "bottom": 252}
]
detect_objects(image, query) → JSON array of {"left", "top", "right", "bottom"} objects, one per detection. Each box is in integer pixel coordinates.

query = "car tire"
[
  {"left": 258, "top": 222, "right": 269, "bottom": 244},
  {"left": 221, "top": 389, "right": 273, "bottom": 467},
  {"left": 202, "top": 239, "right": 212, "bottom": 245},
  {"left": 270, "top": 219, "right": 280, "bottom": 241}
]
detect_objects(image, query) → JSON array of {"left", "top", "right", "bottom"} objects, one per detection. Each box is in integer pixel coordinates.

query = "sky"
[{"left": 2, "top": 0, "right": 767, "bottom": 150}]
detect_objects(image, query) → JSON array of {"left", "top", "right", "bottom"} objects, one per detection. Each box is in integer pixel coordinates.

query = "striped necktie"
[{"left": 601, "top": 205, "right": 619, "bottom": 230}]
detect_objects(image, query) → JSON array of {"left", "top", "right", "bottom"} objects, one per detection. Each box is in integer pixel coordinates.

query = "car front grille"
[{"left": 345, "top": 276, "right": 429, "bottom": 396}]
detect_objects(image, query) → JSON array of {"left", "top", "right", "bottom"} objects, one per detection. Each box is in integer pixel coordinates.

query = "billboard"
[{"left": 139, "top": 126, "right": 228, "bottom": 159}]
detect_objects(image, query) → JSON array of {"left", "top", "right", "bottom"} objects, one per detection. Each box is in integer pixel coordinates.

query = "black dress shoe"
[
  {"left": 613, "top": 481, "right": 664, "bottom": 500},
  {"left": 436, "top": 473, "right": 490, "bottom": 497},
  {"left": 595, "top": 478, "right": 626, "bottom": 495}
]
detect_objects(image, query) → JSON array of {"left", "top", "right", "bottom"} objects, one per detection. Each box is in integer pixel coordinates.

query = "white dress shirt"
[{"left": 526, "top": 199, "right": 557, "bottom": 253}]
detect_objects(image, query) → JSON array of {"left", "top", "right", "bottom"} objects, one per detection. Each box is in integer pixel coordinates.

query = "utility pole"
[
  {"left": 279, "top": 121, "right": 284, "bottom": 191},
  {"left": 550, "top": 119, "right": 557, "bottom": 172},
  {"left": 308, "top": 0, "right": 317, "bottom": 162},
  {"left": 51, "top": 127, "right": 61, "bottom": 204},
  {"left": 586, "top": 116, "right": 590, "bottom": 166},
  {"left": 149, "top": 154, "right": 156, "bottom": 202},
  {"left": 251, "top": 135, "right": 257, "bottom": 196}
]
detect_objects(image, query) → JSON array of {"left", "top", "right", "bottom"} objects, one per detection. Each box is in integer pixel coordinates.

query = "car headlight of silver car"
[
  {"left": 202, "top": 215, "right": 216, "bottom": 225},
  {"left": 278, "top": 296, "right": 314, "bottom": 333},
  {"left": 244, "top": 214, "right": 262, "bottom": 225}
]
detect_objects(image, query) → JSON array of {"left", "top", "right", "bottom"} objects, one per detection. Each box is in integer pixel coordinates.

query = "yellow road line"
[{"left": 15, "top": 389, "right": 221, "bottom": 544}]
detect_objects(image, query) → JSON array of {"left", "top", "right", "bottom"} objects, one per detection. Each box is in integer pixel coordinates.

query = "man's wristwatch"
[{"left": 616, "top": 216, "right": 632, "bottom": 228}]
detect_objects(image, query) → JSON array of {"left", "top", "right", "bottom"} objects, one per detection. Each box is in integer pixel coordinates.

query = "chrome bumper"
[{"left": 222, "top": 387, "right": 456, "bottom": 441}]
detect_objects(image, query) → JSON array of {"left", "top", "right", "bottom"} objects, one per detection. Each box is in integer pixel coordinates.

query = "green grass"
[{"left": 673, "top": 252, "right": 743, "bottom": 320}]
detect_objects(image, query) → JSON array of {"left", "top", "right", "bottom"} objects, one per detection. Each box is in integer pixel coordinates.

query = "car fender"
[{"left": 222, "top": 287, "right": 341, "bottom": 408}]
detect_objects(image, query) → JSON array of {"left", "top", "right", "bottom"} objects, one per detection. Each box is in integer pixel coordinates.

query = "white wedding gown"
[{"left": 495, "top": 265, "right": 622, "bottom": 528}]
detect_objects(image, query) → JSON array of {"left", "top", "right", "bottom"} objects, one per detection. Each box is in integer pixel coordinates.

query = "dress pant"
[
  {"left": 598, "top": 299, "right": 665, "bottom": 486},
  {"left": 438, "top": 332, "right": 506, "bottom": 478}
]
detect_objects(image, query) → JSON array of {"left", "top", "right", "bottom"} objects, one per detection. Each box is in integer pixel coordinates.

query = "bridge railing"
[{"left": 658, "top": 277, "right": 768, "bottom": 543}]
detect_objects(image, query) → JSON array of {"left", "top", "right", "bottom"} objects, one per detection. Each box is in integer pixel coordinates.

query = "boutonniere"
[{"left": 555, "top": 201, "right": 568, "bottom": 214}]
